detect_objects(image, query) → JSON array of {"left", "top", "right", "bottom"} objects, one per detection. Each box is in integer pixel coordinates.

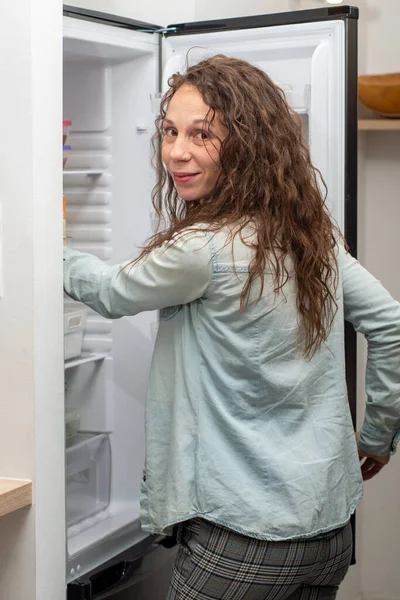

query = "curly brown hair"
[{"left": 133, "top": 54, "right": 341, "bottom": 357}]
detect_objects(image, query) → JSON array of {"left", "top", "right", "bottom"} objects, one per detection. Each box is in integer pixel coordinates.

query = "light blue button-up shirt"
[{"left": 63, "top": 225, "right": 400, "bottom": 540}]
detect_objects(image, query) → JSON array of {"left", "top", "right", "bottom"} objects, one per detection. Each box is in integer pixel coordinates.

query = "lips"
[{"left": 172, "top": 172, "right": 200, "bottom": 184}]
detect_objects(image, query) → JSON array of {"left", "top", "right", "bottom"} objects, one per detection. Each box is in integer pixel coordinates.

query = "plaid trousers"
[{"left": 166, "top": 518, "right": 353, "bottom": 600}]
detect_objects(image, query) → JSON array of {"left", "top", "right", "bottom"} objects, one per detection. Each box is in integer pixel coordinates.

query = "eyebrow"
[{"left": 163, "top": 117, "right": 215, "bottom": 127}]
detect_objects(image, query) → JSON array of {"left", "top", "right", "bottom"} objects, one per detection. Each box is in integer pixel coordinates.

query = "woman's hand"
[{"left": 355, "top": 432, "right": 390, "bottom": 481}]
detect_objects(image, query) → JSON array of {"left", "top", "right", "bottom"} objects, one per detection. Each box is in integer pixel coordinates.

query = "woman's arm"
[
  {"left": 340, "top": 246, "right": 400, "bottom": 457},
  {"left": 63, "top": 230, "right": 212, "bottom": 319}
]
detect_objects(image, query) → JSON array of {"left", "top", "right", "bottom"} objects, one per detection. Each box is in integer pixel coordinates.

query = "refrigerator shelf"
[
  {"left": 63, "top": 169, "right": 105, "bottom": 176},
  {"left": 65, "top": 352, "right": 108, "bottom": 370}
]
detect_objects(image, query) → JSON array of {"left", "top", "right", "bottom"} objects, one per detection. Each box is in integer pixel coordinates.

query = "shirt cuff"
[
  {"left": 391, "top": 430, "right": 400, "bottom": 456},
  {"left": 357, "top": 424, "right": 398, "bottom": 457}
]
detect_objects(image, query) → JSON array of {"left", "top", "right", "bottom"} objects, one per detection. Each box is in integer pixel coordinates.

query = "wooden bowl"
[{"left": 358, "top": 73, "right": 400, "bottom": 117}]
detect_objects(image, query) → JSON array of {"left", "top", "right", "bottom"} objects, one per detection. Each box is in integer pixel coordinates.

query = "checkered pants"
[{"left": 166, "top": 518, "right": 353, "bottom": 600}]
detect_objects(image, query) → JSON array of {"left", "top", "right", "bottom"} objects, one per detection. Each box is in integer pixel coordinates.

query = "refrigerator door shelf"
[{"left": 278, "top": 83, "right": 311, "bottom": 114}]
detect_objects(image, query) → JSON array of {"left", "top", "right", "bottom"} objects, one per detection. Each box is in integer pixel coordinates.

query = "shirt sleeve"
[
  {"left": 63, "top": 230, "right": 212, "bottom": 319},
  {"left": 339, "top": 245, "right": 400, "bottom": 456}
]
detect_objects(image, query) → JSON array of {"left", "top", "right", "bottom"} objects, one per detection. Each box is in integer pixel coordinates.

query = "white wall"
[
  {"left": 0, "top": 1, "right": 65, "bottom": 599},
  {"left": 195, "top": 0, "right": 289, "bottom": 19},
  {"left": 68, "top": 0, "right": 195, "bottom": 27},
  {"left": 357, "top": 129, "right": 400, "bottom": 600},
  {"left": 355, "top": 2, "right": 400, "bottom": 599}
]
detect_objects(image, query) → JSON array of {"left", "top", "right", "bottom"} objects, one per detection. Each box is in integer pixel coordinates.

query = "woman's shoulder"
[
  {"left": 169, "top": 222, "right": 235, "bottom": 252},
  {"left": 168, "top": 225, "right": 211, "bottom": 251},
  {"left": 164, "top": 221, "right": 258, "bottom": 268},
  {"left": 334, "top": 242, "right": 358, "bottom": 270}
]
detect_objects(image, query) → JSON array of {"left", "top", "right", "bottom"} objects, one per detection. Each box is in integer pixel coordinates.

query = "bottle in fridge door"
[{"left": 62, "top": 3, "right": 358, "bottom": 595}]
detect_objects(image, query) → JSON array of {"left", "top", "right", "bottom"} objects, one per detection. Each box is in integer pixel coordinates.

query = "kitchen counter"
[{"left": 0, "top": 479, "right": 32, "bottom": 517}]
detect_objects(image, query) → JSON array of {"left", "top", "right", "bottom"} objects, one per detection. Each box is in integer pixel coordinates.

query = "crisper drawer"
[{"left": 66, "top": 433, "right": 111, "bottom": 527}]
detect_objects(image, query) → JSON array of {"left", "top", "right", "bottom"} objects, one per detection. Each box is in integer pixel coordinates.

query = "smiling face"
[{"left": 161, "top": 84, "right": 227, "bottom": 202}]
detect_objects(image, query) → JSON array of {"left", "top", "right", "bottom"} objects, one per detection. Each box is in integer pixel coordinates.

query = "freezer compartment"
[
  {"left": 67, "top": 534, "right": 178, "bottom": 600},
  {"left": 66, "top": 433, "right": 112, "bottom": 527}
]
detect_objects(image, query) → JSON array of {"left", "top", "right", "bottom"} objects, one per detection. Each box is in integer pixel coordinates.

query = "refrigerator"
[{"left": 62, "top": 4, "right": 358, "bottom": 598}]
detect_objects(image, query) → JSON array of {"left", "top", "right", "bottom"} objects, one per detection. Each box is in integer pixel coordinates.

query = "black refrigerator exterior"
[{"left": 64, "top": 5, "right": 358, "bottom": 598}]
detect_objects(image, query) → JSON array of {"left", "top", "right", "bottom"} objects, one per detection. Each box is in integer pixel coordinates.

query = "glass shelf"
[
  {"left": 65, "top": 352, "right": 108, "bottom": 370},
  {"left": 63, "top": 169, "right": 105, "bottom": 176}
]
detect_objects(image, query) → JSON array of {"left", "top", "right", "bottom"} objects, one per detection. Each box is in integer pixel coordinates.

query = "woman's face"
[{"left": 161, "top": 84, "right": 226, "bottom": 202}]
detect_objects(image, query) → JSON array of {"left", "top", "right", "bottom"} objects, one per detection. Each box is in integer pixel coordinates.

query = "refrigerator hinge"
[{"left": 139, "top": 26, "right": 178, "bottom": 35}]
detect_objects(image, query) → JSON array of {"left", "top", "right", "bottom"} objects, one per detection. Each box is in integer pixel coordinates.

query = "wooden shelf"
[
  {"left": 0, "top": 479, "right": 32, "bottom": 517},
  {"left": 358, "top": 119, "right": 400, "bottom": 131}
]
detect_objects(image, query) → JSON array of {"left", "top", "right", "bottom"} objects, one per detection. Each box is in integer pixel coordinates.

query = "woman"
[{"left": 64, "top": 55, "right": 400, "bottom": 600}]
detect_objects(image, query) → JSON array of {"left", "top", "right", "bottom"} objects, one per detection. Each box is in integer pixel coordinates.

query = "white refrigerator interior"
[
  {"left": 63, "top": 17, "right": 159, "bottom": 581},
  {"left": 63, "top": 12, "right": 347, "bottom": 583}
]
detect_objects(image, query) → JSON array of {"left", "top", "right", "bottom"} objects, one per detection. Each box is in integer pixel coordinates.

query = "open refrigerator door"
[{"left": 162, "top": 8, "right": 358, "bottom": 234}]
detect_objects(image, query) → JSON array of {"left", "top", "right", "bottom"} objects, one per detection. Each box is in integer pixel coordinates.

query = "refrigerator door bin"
[
  {"left": 270, "top": 82, "right": 311, "bottom": 114},
  {"left": 65, "top": 305, "right": 88, "bottom": 360},
  {"left": 66, "top": 409, "right": 81, "bottom": 443},
  {"left": 66, "top": 432, "right": 111, "bottom": 527}
]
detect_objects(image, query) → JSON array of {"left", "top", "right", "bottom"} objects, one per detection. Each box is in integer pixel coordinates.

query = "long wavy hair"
[{"left": 131, "top": 54, "right": 341, "bottom": 357}]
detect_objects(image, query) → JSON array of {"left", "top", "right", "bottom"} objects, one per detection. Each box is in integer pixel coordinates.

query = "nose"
[{"left": 169, "top": 134, "right": 191, "bottom": 162}]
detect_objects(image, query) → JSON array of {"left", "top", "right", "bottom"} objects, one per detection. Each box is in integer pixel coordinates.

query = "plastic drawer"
[
  {"left": 66, "top": 432, "right": 111, "bottom": 527},
  {"left": 64, "top": 305, "right": 87, "bottom": 361}
]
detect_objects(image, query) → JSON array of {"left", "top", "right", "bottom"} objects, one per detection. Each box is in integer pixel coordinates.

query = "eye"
[
  {"left": 162, "top": 127, "right": 177, "bottom": 138},
  {"left": 194, "top": 130, "right": 210, "bottom": 141}
]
